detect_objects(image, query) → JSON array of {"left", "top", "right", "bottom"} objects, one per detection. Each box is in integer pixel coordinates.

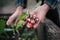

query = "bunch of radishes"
[{"left": 23, "top": 14, "right": 39, "bottom": 29}]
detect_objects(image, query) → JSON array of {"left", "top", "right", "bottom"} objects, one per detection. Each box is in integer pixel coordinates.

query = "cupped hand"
[{"left": 30, "top": 4, "right": 50, "bottom": 28}]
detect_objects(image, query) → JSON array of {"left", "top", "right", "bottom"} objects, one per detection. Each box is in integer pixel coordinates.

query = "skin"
[
  {"left": 6, "top": 6, "right": 23, "bottom": 26},
  {"left": 6, "top": 4, "right": 50, "bottom": 27},
  {"left": 30, "top": 4, "right": 50, "bottom": 22}
]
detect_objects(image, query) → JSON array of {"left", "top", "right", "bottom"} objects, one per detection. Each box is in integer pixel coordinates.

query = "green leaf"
[
  {"left": 16, "top": 13, "right": 28, "bottom": 31},
  {"left": 18, "top": 13, "right": 28, "bottom": 20},
  {"left": 16, "top": 20, "right": 24, "bottom": 31},
  {"left": 0, "top": 19, "right": 5, "bottom": 34}
]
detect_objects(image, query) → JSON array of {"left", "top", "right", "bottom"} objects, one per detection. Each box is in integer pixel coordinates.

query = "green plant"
[{"left": 0, "top": 19, "right": 5, "bottom": 34}]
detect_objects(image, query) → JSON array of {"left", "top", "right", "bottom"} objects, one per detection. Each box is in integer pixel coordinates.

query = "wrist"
[
  {"left": 16, "top": 6, "right": 23, "bottom": 14},
  {"left": 42, "top": 4, "right": 50, "bottom": 10},
  {"left": 14, "top": 6, "right": 23, "bottom": 15},
  {"left": 39, "top": 4, "right": 50, "bottom": 16}
]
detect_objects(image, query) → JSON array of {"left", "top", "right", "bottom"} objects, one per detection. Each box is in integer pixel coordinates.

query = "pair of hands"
[{"left": 6, "top": 4, "right": 49, "bottom": 28}]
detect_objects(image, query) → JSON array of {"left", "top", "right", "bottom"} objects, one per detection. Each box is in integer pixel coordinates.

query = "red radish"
[
  {"left": 35, "top": 18, "right": 39, "bottom": 23},
  {"left": 33, "top": 15, "right": 36, "bottom": 19},
  {"left": 36, "top": 18, "right": 39, "bottom": 21},
  {"left": 27, "top": 23, "right": 33, "bottom": 28},
  {"left": 27, "top": 18, "right": 30, "bottom": 22},
  {"left": 33, "top": 23, "right": 38, "bottom": 29},
  {"left": 30, "top": 19, "right": 35, "bottom": 24}
]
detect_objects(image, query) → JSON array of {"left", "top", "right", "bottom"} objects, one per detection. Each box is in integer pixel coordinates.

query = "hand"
[
  {"left": 6, "top": 6, "right": 23, "bottom": 26},
  {"left": 30, "top": 4, "right": 50, "bottom": 28}
]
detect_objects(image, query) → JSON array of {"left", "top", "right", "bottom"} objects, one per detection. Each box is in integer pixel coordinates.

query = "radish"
[
  {"left": 27, "top": 18, "right": 31, "bottom": 22},
  {"left": 30, "top": 19, "right": 35, "bottom": 24},
  {"left": 27, "top": 23, "right": 33, "bottom": 28},
  {"left": 33, "top": 15, "right": 36, "bottom": 19},
  {"left": 35, "top": 18, "right": 39, "bottom": 22}
]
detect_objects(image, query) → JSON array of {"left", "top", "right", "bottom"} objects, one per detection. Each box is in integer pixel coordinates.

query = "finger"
[
  {"left": 6, "top": 17, "right": 13, "bottom": 26},
  {"left": 14, "top": 18, "right": 19, "bottom": 26},
  {"left": 6, "top": 13, "right": 18, "bottom": 26},
  {"left": 33, "top": 23, "right": 39, "bottom": 29}
]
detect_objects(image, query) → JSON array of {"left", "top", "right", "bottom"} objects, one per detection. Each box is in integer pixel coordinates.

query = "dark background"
[{"left": 0, "top": 0, "right": 60, "bottom": 19}]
